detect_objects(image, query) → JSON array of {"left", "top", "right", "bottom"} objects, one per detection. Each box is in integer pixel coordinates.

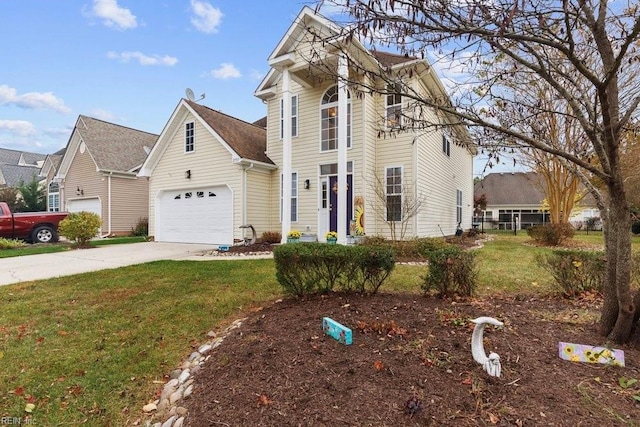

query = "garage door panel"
[{"left": 156, "top": 187, "right": 232, "bottom": 245}]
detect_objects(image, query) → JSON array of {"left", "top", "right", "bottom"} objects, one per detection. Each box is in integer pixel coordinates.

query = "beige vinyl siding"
[
  {"left": 245, "top": 168, "right": 273, "bottom": 236},
  {"left": 63, "top": 140, "right": 107, "bottom": 223},
  {"left": 148, "top": 112, "right": 244, "bottom": 241},
  {"left": 414, "top": 99, "right": 474, "bottom": 237},
  {"left": 373, "top": 88, "right": 416, "bottom": 239},
  {"left": 108, "top": 175, "right": 149, "bottom": 234},
  {"left": 267, "top": 77, "right": 369, "bottom": 236}
]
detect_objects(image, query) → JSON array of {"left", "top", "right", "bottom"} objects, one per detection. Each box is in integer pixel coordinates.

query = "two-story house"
[{"left": 140, "top": 7, "right": 474, "bottom": 245}]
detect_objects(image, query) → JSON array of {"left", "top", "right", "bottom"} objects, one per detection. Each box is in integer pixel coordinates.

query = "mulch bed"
[{"left": 183, "top": 292, "right": 640, "bottom": 426}]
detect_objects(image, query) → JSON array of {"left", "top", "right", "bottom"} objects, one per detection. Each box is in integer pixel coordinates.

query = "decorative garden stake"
[{"left": 471, "top": 317, "right": 503, "bottom": 377}]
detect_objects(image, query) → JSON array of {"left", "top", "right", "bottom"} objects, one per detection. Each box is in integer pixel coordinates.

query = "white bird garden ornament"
[{"left": 471, "top": 317, "right": 504, "bottom": 377}]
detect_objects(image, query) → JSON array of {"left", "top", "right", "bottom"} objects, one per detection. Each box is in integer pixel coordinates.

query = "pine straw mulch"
[{"left": 182, "top": 291, "right": 640, "bottom": 426}]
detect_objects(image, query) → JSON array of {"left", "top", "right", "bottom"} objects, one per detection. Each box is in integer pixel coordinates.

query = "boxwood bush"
[{"left": 273, "top": 243, "right": 395, "bottom": 296}]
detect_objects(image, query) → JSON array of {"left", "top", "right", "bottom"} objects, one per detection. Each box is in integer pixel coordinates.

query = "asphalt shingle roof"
[
  {"left": 474, "top": 172, "right": 546, "bottom": 205},
  {"left": 371, "top": 51, "right": 417, "bottom": 67},
  {"left": 186, "top": 100, "right": 273, "bottom": 165},
  {"left": 0, "top": 164, "right": 40, "bottom": 187},
  {"left": 75, "top": 115, "right": 158, "bottom": 172}
]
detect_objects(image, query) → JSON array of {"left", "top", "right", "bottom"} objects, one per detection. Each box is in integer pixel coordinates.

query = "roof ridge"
[
  {"left": 78, "top": 114, "right": 159, "bottom": 137},
  {"left": 185, "top": 99, "right": 266, "bottom": 131}
]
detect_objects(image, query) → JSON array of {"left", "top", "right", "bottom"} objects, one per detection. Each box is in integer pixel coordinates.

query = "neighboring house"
[
  {"left": 0, "top": 147, "right": 46, "bottom": 188},
  {"left": 54, "top": 115, "right": 158, "bottom": 236},
  {"left": 39, "top": 149, "right": 65, "bottom": 211},
  {"left": 474, "top": 172, "right": 599, "bottom": 230},
  {"left": 140, "top": 7, "right": 474, "bottom": 246},
  {"left": 255, "top": 7, "right": 474, "bottom": 244},
  {"left": 139, "top": 99, "right": 277, "bottom": 245}
]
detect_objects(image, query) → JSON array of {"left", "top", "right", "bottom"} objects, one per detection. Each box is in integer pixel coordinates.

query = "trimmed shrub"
[
  {"left": 261, "top": 231, "right": 282, "bottom": 244},
  {"left": 58, "top": 211, "right": 102, "bottom": 248},
  {"left": 0, "top": 237, "right": 27, "bottom": 250},
  {"left": 421, "top": 247, "right": 478, "bottom": 297},
  {"left": 131, "top": 217, "right": 148, "bottom": 237},
  {"left": 361, "top": 236, "right": 452, "bottom": 260},
  {"left": 273, "top": 243, "right": 395, "bottom": 296},
  {"left": 527, "top": 223, "right": 575, "bottom": 246},
  {"left": 537, "top": 249, "right": 606, "bottom": 297}
]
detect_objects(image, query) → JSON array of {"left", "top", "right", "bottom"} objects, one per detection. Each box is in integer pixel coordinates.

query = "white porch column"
[
  {"left": 337, "top": 55, "right": 348, "bottom": 245},
  {"left": 281, "top": 68, "right": 292, "bottom": 243}
]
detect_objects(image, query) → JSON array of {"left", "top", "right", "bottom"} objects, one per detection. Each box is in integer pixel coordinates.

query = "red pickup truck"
[{"left": 0, "top": 202, "right": 68, "bottom": 243}]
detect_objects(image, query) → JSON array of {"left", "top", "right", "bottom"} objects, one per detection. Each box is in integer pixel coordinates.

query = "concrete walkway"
[{"left": 0, "top": 242, "right": 219, "bottom": 286}]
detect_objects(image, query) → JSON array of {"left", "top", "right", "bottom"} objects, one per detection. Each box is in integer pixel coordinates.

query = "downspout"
[
  {"left": 100, "top": 172, "right": 112, "bottom": 238},
  {"left": 242, "top": 162, "right": 254, "bottom": 226}
]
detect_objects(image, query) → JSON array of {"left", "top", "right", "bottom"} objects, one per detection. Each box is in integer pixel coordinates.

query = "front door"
[{"left": 328, "top": 174, "right": 353, "bottom": 235}]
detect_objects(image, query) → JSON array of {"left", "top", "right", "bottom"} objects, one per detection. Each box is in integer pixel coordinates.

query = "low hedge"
[
  {"left": 273, "top": 243, "right": 395, "bottom": 296},
  {"left": 421, "top": 247, "right": 477, "bottom": 297},
  {"left": 537, "top": 249, "right": 606, "bottom": 297}
]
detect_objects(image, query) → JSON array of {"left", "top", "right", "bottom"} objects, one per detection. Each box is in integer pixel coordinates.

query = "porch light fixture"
[
  {"left": 76, "top": 186, "right": 83, "bottom": 196},
  {"left": 185, "top": 170, "right": 191, "bottom": 179},
  {"left": 304, "top": 179, "right": 310, "bottom": 190}
]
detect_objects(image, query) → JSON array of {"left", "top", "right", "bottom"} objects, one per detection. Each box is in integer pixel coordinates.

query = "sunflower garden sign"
[{"left": 559, "top": 342, "right": 625, "bottom": 367}]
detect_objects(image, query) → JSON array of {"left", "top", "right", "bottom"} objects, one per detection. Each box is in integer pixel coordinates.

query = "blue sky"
[{"left": 0, "top": 0, "right": 518, "bottom": 175}]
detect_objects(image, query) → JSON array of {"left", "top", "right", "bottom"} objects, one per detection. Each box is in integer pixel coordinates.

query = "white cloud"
[
  {"left": 90, "top": 109, "right": 117, "bottom": 121},
  {"left": 89, "top": 0, "right": 137, "bottom": 30},
  {"left": 210, "top": 63, "right": 241, "bottom": 79},
  {"left": 190, "top": 0, "right": 223, "bottom": 34},
  {"left": 0, "top": 85, "right": 71, "bottom": 114},
  {"left": 0, "top": 120, "right": 37, "bottom": 136},
  {"left": 107, "top": 51, "right": 178, "bottom": 66}
]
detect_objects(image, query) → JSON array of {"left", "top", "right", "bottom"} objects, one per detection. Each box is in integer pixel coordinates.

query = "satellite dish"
[{"left": 185, "top": 88, "right": 195, "bottom": 101}]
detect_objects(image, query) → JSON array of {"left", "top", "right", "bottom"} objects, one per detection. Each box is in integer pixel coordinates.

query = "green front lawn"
[
  {"left": 0, "top": 236, "right": 147, "bottom": 258},
  {"left": 0, "top": 233, "right": 637, "bottom": 424}
]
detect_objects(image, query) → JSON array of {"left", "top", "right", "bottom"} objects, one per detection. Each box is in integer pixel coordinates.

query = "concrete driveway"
[{"left": 0, "top": 242, "right": 216, "bottom": 286}]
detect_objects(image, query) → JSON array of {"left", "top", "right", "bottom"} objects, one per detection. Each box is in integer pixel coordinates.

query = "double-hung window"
[
  {"left": 321, "top": 85, "right": 351, "bottom": 151},
  {"left": 442, "top": 134, "right": 450, "bottom": 157},
  {"left": 185, "top": 122, "right": 195, "bottom": 153},
  {"left": 280, "top": 95, "right": 298, "bottom": 139},
  {"left": 386, "top": 166, "right": 402, "bottom": 222},
  {"left": 386, "top": 83, "right": 402, "bottom": 128},
  {"left": 456, "top": 189, "right": 463, "bottom": 224},
  {"left": 280, "top": 172, "right": 298, "bottom": 222}
]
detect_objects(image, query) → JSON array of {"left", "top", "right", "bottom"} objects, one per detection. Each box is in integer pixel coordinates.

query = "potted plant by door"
[
  {"left": 287, "top": 230, "right": 301, "bottom": 243},
  {"left": 325, "top": 231, "right": 338, "bottom": 244}
]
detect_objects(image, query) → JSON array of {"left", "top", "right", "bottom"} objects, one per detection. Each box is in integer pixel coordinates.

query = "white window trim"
[
  {"left": 280, "top": 95, "right": 298, "bottom": 139},
  {"left": 291, "top": 94, "right": 298, "bottom": 138},
  {"left": 185, "top": 121, "right": 195, "bottom": 153},
  {"left": 48, "top": 182, "right": 60, "bottom": 212},
  {"left": 385, "top": 83, "right": 403, "bottom": 129},
  {"left": 319, "top": 85, "right": 352, "bottom": 152},
  {"left": 442, "top": 133, "right": 450, "bottom": 157},
  {"left": 280, "top": 171, "right": 298, "bottom": 223},
  {"left": 385, "top": 165, "right": 403, "bottom": 222}
]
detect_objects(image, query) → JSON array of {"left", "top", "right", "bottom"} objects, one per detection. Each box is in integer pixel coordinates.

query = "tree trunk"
[
  {"left": 598, "top": 206, "right": 619, "bottom": 336},
  {"left": 600, "top": 186, "right": 636, "bottom": 343}
]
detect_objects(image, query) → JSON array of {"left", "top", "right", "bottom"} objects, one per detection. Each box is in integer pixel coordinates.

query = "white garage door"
[
  {"left": 67, "top": 198, "right": 101, "bottom": 217},
  {"left": 156, "top": 186, "right": 232, "bottom": 245}
]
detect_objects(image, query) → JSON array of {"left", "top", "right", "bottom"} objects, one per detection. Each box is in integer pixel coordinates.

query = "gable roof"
[
  {"left": 139, "top": 99, "right": 274, "bottom": 177},
  {"left": 0, "top": 147, "right": 46, "bottom": 167},
  {"left": 57, "top": 116, "right": 158, "bottom": 178},
  {"left": 73, "top": 115, "right": 158, "bottom": 171},
  {"left": 0, "top": 164, "right": 40, "bottom": 187},
  {"left": 185, "top": 100, "right": 273, "bottom": 165},
  {"left": 475, "top": 172, "right": 545, "bottom": 206}
]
